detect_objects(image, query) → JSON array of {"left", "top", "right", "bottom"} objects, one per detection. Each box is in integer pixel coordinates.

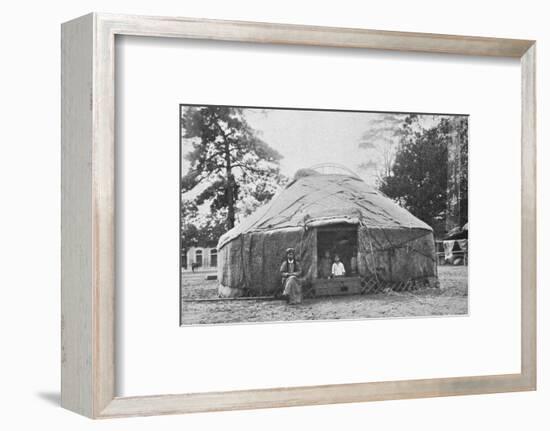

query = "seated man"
[
  {"left": 280, "top": 248, "right": 302, "bottom": 304},
  {"left": 331, "top": 254, "right": 346, "bottom": 278}
]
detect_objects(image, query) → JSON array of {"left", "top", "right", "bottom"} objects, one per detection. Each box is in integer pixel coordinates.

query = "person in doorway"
[
  {"left": 279, "top": 248, "right": 302, "bottom": 304},
  {"left": 319, "top": 250, "right": 332, "bottom": 279},
  {"left": 331, "top": 254, "right": 346, "bottom": 278}
]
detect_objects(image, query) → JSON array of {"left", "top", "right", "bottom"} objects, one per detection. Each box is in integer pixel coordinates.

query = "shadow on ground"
[{"left": 36, "top": 391, "right": 60, "bottom": 406}]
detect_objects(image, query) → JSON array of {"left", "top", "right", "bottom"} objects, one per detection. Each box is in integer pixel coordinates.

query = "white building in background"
[{"left": 181, "top": 245, "right": 218, "bottom": 270}]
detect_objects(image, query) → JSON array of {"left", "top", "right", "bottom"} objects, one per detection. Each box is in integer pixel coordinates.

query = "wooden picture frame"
[{"left": 61, "top": 12, "right": 536, "bottom": 418}]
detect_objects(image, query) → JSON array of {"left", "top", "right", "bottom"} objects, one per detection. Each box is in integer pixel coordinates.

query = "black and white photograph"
[
  {"left": 4, "top": 2, "right": 545, "bottom": 426},
  {"left": 180, "top": 105, "right": 468, "bottom": 325}
]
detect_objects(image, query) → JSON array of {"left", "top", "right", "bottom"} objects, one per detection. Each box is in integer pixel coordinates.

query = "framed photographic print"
[
  {"left": 61, "top": 13, "right": 536, "bottom": 418},
  {"left": 179, "top": 105, "right": 468, "bottom": 325}
]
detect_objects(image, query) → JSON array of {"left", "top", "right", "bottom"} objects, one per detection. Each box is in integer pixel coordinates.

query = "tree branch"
[{"left": 233, "top": 162, "right": 273, "bottom": 176}]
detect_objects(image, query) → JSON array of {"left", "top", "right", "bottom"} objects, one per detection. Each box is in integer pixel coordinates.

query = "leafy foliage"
[
  {"left": 378, "top": 115, "right": 468, "bottom": 236},
  {"left": 357, "top": 114, "right": 406, "bottom": 182},
  {"left": 456, "top": 118, "right": 469, "bottom": 228},
  {"left": 181, "top": 209, "right": 228, "bottom": 249},
  {"left": 180, "top": 106, "right": 286, "bottom": 246}
]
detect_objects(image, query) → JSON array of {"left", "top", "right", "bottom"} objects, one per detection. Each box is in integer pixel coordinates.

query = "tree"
[
  {"left": 456, "top": 118, "right": 468, "bottom": 228},
  {"left": 181, "top": 214, "right": 227, "bottom": 248},
  {"left": 356, "top": 114, "right": 415, "bottom": 183},
  {"left": 378, "top": 116, "right": 467, "bottom": 236},
  {"left": 181, "top": 106, "right": 284, "bottom": 230}
]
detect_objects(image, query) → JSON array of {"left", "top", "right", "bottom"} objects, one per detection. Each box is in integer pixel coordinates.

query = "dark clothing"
[
  {"left": 279, "top": 259, "right": 301, "bottom": 277},
  {"left": 280, "top": 259, "right": 302, "bottom": 304}
]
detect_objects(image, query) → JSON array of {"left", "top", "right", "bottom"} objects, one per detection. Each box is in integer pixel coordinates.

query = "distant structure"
[{"left": 181, "top": 245, "right": 218, "bottom": 270}]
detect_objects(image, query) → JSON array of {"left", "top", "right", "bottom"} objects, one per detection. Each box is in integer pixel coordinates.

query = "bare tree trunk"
[{"left": 224, "top": 144, "right": 235, "bottom": 229}]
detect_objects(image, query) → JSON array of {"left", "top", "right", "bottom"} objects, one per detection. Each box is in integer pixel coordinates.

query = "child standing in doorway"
[{"left": 331, "top": 254, "right": 346, "bottom": 278}]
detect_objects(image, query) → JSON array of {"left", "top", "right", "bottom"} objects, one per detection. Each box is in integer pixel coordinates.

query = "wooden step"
[{"left": 311, "top": 277, "right": 363, "bottom": 296}]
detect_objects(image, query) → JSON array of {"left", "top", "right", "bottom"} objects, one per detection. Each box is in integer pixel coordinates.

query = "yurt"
[{"left": 217, "top": 169, "right": 438, "bottom": 297}]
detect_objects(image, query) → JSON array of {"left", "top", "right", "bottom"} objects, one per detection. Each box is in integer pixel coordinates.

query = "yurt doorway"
[{"left": 316, "top": 224, "right": 358, "bottom": 278}]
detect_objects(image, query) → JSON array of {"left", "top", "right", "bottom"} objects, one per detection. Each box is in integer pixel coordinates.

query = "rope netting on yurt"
[{"left": 217, "top": 169, "right": 438, "bottom": 297}]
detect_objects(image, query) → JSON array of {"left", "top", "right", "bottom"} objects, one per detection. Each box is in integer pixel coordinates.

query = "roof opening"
[{"left": 307, "top": 163, "right": 361, "bottom": 179}]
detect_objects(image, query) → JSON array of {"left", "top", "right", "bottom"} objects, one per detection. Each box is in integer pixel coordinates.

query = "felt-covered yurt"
[{"left": 217, "top": 169, "right": 438, "bottom": 297}]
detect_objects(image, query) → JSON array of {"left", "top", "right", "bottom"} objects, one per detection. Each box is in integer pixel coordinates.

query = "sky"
[
  {"left": 180, "top": 106, "right": 457, "bottom": 219},
  {"left": 180, "top": 106, "right": 452, "bottom": 188},
  {"left": 242, "top": 108, "right": 441, "bottom": 185}
]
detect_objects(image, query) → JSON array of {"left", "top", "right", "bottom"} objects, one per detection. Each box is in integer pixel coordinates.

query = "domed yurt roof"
[{"left": 218, "top": 170, "right": 431, "bottom": 249}]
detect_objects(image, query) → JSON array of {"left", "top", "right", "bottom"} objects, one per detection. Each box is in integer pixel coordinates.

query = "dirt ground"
[{"left": 180, "top": 265, "right": 468, "bottom": 325}]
